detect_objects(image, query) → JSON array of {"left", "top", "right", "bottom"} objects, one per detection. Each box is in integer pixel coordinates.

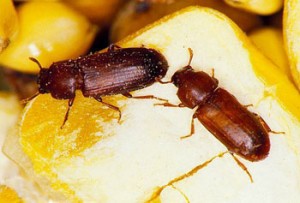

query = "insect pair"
[{"left": 29, "top": 45, "right": 272, "bottom": 172}]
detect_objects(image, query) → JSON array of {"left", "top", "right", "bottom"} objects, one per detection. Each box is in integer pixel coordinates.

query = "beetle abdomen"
[
  {"left": 80, "top": 48, "right": 168, "bottom": 97},
  {"left": 195, "top": 88, "right": 270, "bottom": 161}
]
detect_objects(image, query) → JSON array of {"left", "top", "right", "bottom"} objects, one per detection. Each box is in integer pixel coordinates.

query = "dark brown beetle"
[
  {"left": 160, "top": 48, "right": 271, "bottom": 162},
  {"left": 30, "top": 45, "right": 169, "bottom": 127}
]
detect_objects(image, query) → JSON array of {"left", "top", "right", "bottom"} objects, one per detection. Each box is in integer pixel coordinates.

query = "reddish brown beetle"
[
  {"left": 160, "top": 48, "right": 271, "bottom": 162},
  {"left": 29, "top": 45, "right": 169, "bottom": 127}
]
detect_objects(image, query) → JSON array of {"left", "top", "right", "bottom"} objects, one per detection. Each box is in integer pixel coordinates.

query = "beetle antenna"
[
  {"left": 20, "top": 91, "right": 40, "bottom": 104},
  {"left": 29, "top": 57, "right": 43, "bottom": 70},
  {"left": 155, "top": 77, "right": 172, "bottom": 84},
  {"left": 187, "top": 48, "right": 194, "bottom": 66}
]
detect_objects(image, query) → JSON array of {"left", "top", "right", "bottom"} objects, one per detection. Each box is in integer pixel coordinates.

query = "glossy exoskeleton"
[
  {"left": 161, "top": 48, "right": 271, "bottom": 162},
  {"left": 30, "top": 45, "right": 169, "bottom": 127}
]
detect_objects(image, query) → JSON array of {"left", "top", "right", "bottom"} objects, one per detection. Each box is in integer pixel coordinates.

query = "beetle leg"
[
  {"left": 180, "top": 113, "right": 196, "bottom": 139},
  {"left": 243, "top": 104, "right": 253, "bottom": 108},
  {"left": 123, "top": 92, "right": 169, "bottom": 102},
  {"left": 154, "top": 101, "right": 193, "bottom": 139},
  {"left": 252, "top": 113, "right": 285, "bottom": 135},
  {"left": 230, "top": 153, "right": 253, "bottom": 183},
  {"left": 61, "top": 97, "right": 75, "bottom": 129},
  {"left": 122, "top": 92, "right": 132, "bottom": 98},
  {"left": 94, "top": 96, "right": 122, "bottom": 122},
  {"left": 154, "top": 101, "right": 186, "bottom": 107},
  {"left": 155, "top": 77, "right": 172, "bottom": 84},
  {"left": 20, "top": 91, "right": 40, "bottom": 104},
  {"left": 108, "top": 44, "right": 121, "bottom": 52}
]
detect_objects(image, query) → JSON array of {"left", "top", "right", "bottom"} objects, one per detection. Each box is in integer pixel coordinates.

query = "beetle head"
[
  {"left": 37, "top": 61, "right": 80, "bottom": 100},
  {"left": 37, "top": 68, "right": 51, "bottom": 94},
  {"left": 171, "top": 66, "right": 193, "bottom": 87}
]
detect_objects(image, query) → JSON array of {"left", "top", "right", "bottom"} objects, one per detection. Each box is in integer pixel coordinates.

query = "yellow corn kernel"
[
  {"left": 8, "top": 7, "right": 300, "bottom": 202},
  {"left": 224, "top": 0, "right": 283, "bottom": 15},
  {"left": 64, "top": 0, "right": 123, "bottom": 25},
  {"left": 0, "top": 1, "right": 97, "bottom": 73},
  {"left": 284, "top": 0, "right": 300, "bottom": 90},
  {"left": 249, "top": 27, "right": 291, "bottom": 80},
  {"left": 0, "top": 185, "right": 23, "bottom": 203},
  {"left": 0, "top": 0, "right": 18, "bottom": 52}
]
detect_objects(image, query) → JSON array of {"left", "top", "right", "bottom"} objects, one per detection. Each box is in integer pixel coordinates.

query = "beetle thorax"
[
  {"left": 172, "top": 67, "right": 219, "bottom": 108},
  {"left": 37, "top": 62, "right": 82, "bottom": 100}
]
